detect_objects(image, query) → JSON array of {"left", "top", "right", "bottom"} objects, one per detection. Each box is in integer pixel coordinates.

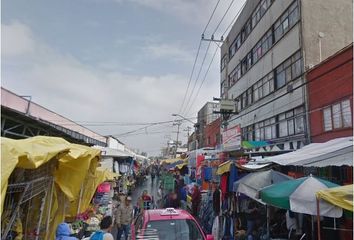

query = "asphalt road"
[{"left": 112, "top": 175, "right": 161, "bottom": 239}]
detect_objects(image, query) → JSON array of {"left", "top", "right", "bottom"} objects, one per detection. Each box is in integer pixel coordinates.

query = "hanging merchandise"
[
  {"left": 119, "top": 164, "right": 129, "bottom": 173},
  {"left": 204, "top": 167, "right": 213, "bottom": 181},
  {"left": 199, "top": 192, "right": 214, "bottom": 234},
  {"left": 220, "top": 174, "right": 228, "bottom": 198},
  {"left": 213, "top": 188, "right": 221, "bottom": 216},
  {"left": 228, "top": 164, "right": 238, "bottom": 192},
  {"left": 212, "top": 216, "right": 220, "bottom": 240}
]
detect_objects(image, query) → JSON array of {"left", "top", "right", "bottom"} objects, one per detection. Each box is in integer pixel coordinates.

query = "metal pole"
[
  {"left": 77, "top": 181, "right": 85, "bottom": 215},
  {"left": 267, "top": 205, "right": 270, "bottom": 239},
  {"left": 35, "top": 190, "right": 48, "bottom": 240},
  {"left": 45, "top": 179, "right": 55, "bottom": 239},
  {"left": 316, "top": 198, "right": 321, "bottom": 240},
  {"left": 174, "top": 120, "right": 181, "bottom": 158}
]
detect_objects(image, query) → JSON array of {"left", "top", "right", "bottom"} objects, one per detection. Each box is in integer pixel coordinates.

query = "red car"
[{"left": 131, "top": 208, "right": 214, "bottom": 240}]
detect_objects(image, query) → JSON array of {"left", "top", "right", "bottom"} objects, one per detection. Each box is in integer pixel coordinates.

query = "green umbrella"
[{"left": 260, "top": 175, "right": 340, "bottom": 217}]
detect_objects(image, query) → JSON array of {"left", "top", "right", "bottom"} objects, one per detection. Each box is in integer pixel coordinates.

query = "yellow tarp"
[
  {"left": 161, "top": 158, "right": 183, "bottom": 164},
  {"left": 216, "top": 161, "right": 232, "bottom": 175},
  {"left": 176, "top": 162, "right": 187, "bottom": 169},
  {"left": 54, "top": 143, "right": 101, "bottom": 201},
  {"left": 1, "top": 136, "right": 71, "bottom": 214},
  {"left": 316, "top": 184, "right": 354, "bottom": 212},
  {"left": 1, "top": 136, "right": 102, "bottom": 239}
]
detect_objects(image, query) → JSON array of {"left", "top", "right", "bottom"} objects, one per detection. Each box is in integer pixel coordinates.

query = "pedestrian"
[
  {"left": 115, "top": 196, "right": 134, "bottom": 240},
  {"left": 191, "top": 184, "right": 201, "bottom": 218},
  {"left": 90, "top": 216, "right": 114, "bottom": 240},
  {"left": 55, "top": 222, "right": 78, "bottom": 240},
  {"left": 165, "top": 192, "right": 180, "bottom": 208},
  {"left": 245, "top": 201, "right": 259, "bottom": 240},
  {"left": 179, "top": 185, "right": 187, "bottom": 210},
  {"left": 212, "top": 181, "right": 221, "bottom": 217}
]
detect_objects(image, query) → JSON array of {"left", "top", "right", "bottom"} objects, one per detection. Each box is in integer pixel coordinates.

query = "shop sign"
[{"left": 222, "top": 125, "right": 241, "bottom": 151}]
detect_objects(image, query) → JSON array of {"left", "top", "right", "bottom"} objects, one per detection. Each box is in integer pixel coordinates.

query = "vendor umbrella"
[
  {"left": 233, "top": 169, "right": 292, "bottom": 202},
  {"left": 260, "top": 175, "right": 342, "bottom": 218}
]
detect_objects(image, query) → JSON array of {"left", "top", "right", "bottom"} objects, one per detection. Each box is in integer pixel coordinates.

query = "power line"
[
  {"left": 182, "top": 0, "right": 243, "bottom": 116},
  {"left": 181, "top": 41, "right": 212, "bottom": 115},
  {"left": 184, "top": 45, "right": 219, "bottom": 116},
  {"left": 212, "top": 0, "right": 236, "bottom": 35},
  {"left": 178, "top": 40, "right": 203, "bottom": 114},
  {"left": 203, "top": 0, "right": 222, "bottom": 34},
  {"left": 222, "top": 0, "right": 247, "bottom": 36},
  {"left": 178, "top": 0, "right": 225, "bottom": 115}
]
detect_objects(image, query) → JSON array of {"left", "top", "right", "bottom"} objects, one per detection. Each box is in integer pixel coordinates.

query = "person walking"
[
  {"left": 115, "top": 196, "right": 134, "bottom": 240},
  {"left": 90, "top": 216, "right": 114, "bottom": 240},
  {"left": 55, "top": 222, "right": 78, "bottom": 240},
  {"left": 191, "top": 184, "right": 201, "bottom": 218}
]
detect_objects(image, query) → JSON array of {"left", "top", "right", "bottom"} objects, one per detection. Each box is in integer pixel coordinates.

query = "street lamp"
[{"left": 171, "top": 113, "right": 196, "bottom": 125}]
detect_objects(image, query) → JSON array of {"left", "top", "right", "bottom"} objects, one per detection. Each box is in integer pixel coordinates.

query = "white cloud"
[
  {"left": 124, "top": 0, "right": 246, "bottom": 37},
  {"left": 2, "top": 21, "right": 219, "bottom": 154},
  {"left": 143, "top": 42, "right": 194, "bottom": 63},
  {"left": 2, "top": 21, "right": 36, "bottom": 57}
]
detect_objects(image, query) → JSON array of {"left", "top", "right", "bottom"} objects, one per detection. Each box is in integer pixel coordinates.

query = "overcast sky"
[{"left": 2, "top": 0, "right": 245, "bottom": 156}]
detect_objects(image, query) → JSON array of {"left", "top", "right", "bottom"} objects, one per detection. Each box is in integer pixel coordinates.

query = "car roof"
[{"left": 143, "top": 208, "right": 195, "bottom": 221}]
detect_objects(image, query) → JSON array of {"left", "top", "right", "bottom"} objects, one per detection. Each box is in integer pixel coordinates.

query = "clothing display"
[{"left": 213, "top": 189, "right": 221, "bottom": 216}]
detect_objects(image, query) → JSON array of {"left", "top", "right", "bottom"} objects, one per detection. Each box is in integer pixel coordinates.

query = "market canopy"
[
  {"left": 233, "top": 169, "right": 292, "bottom": 203},
  {"left": 263, "top": 137, "right": 353, "bottom": 167},
  {"left": 94, "top": 146, "right": 132, "bottom": 157},
  {"left": 316, "top": 184, "right": 353, "bottom": 212},
  {"left": 216, "top": 161, "right": 232, "bottom": 175},
  {"left": 260, "top": 176, "right": 342, "bottom": 217},
  {"left": 161, "top": 158, "right": 184, "bottom": 164}
]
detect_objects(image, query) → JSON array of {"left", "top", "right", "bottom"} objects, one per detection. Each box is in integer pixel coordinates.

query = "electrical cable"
[
  {"left": 178, "top": 0, "right": 222, "bottom": 115},
  {"left": 181, "top": 41, "right": 212, "bottom": 115},
  {"left": 184, "top": 44, "right": 219, "bottom": 116},
  {"left": 203, "top": 0, "right": 222, "bottom": 34}
]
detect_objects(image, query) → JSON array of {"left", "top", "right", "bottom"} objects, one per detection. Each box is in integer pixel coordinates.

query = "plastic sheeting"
[
  {"left": 1, "top": 136, "right": 71, "bottom": 214},
  {"left": 1, "top": 136, "right": 103, "bottom": 239},
  {"left": 216, "top": 161, "right": 231, "bottom": 175},
  {"left": 316, "top": 184, "right": 353, "bottom": 212}
]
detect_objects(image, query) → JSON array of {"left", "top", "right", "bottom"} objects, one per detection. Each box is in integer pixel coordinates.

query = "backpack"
[{"left": 90, "top": 231, "right": 104, "bottom": 240}]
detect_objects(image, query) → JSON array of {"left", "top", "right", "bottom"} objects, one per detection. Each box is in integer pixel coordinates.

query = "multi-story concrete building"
[
  {"left": 220, "top": 0, "right": 352, "bottom": 152},
  {"left": 197, "top": 102, "right": 220, "bottom": 148}
]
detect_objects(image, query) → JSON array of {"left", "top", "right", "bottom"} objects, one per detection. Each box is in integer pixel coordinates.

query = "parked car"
[{"left": 131, "top": 208, "right": 214, "bottom": 240}]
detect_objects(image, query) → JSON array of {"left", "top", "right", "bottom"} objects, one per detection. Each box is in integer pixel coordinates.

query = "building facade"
[
  {"left": 308, "top": 44, "right": 353, "bottom": 143},
  {"left": 197, "top": 102, "right": 220, "bottom": 148},
  {"left": 204, "top": 117, "right": 221, "bottom": 148},
  {"left": 220, "top": 0, "right": 352, "bottom": 152}
]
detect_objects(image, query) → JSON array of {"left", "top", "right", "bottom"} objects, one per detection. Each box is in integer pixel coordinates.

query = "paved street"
[
  {"left": 112, "top": 175, "right": 161, "bottom": 239},
  {"left": 130, "top": 175, "right": 160, "bottom": 207}
]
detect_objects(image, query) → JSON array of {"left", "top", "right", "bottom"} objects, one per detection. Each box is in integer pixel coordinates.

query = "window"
[
  {"left": 276, "top": 67, "right": 286, "bottom": 88},
  {"left": 146, "top": 220, "right": 203, "bottom": 240},
  {"left": 341, "top": 100, "right": 352, "bottom": 127},
  {"left": 278, "top": 113, "right": 288, "bottom": 137},
  {"left": 323, "top": 99, "right": 352, "bottom": 131},
  {"left": 275, "top": 51, "right": 303, "bottom": 90},
  {"left": 221, "top": 55, "right": 228, "bottom": 70},
  {"left": 247, "top": 88, "right": 253, "bottom": 105},
  {"left": 273, "top": 0, "right": 300, "bottom": 43},
  {"left": 295, "top": 106, "right": 304, "bottom": 134},
  {"left": 323, "top": 107, "right": 333, "bottom": 131},
  {"left": 332, "top": 103, "right": 342, "bottom": 129}
]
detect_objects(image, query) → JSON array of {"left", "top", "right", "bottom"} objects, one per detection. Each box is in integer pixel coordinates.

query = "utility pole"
[
  {"left": 184, "top": 126, "right": 192, "bottom": 138},
  {"left": 173, "top": 120, "right": 182, "bottom": 158}
]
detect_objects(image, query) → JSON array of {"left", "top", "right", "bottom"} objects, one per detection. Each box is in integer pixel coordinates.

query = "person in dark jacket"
[
  {"left": 191, "top": 184, "right": 201, "bottom": 217},
  {"left": 55, "top": 222, "right": 78, "bottom": 240},
  {"left": 212, "top": 181, "right": 221, "bottom": 216}
]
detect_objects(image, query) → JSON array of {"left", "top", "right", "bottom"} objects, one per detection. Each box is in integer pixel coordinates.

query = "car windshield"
[{"left": 137, "top": 219, "right": 204, "bottom": 240}]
